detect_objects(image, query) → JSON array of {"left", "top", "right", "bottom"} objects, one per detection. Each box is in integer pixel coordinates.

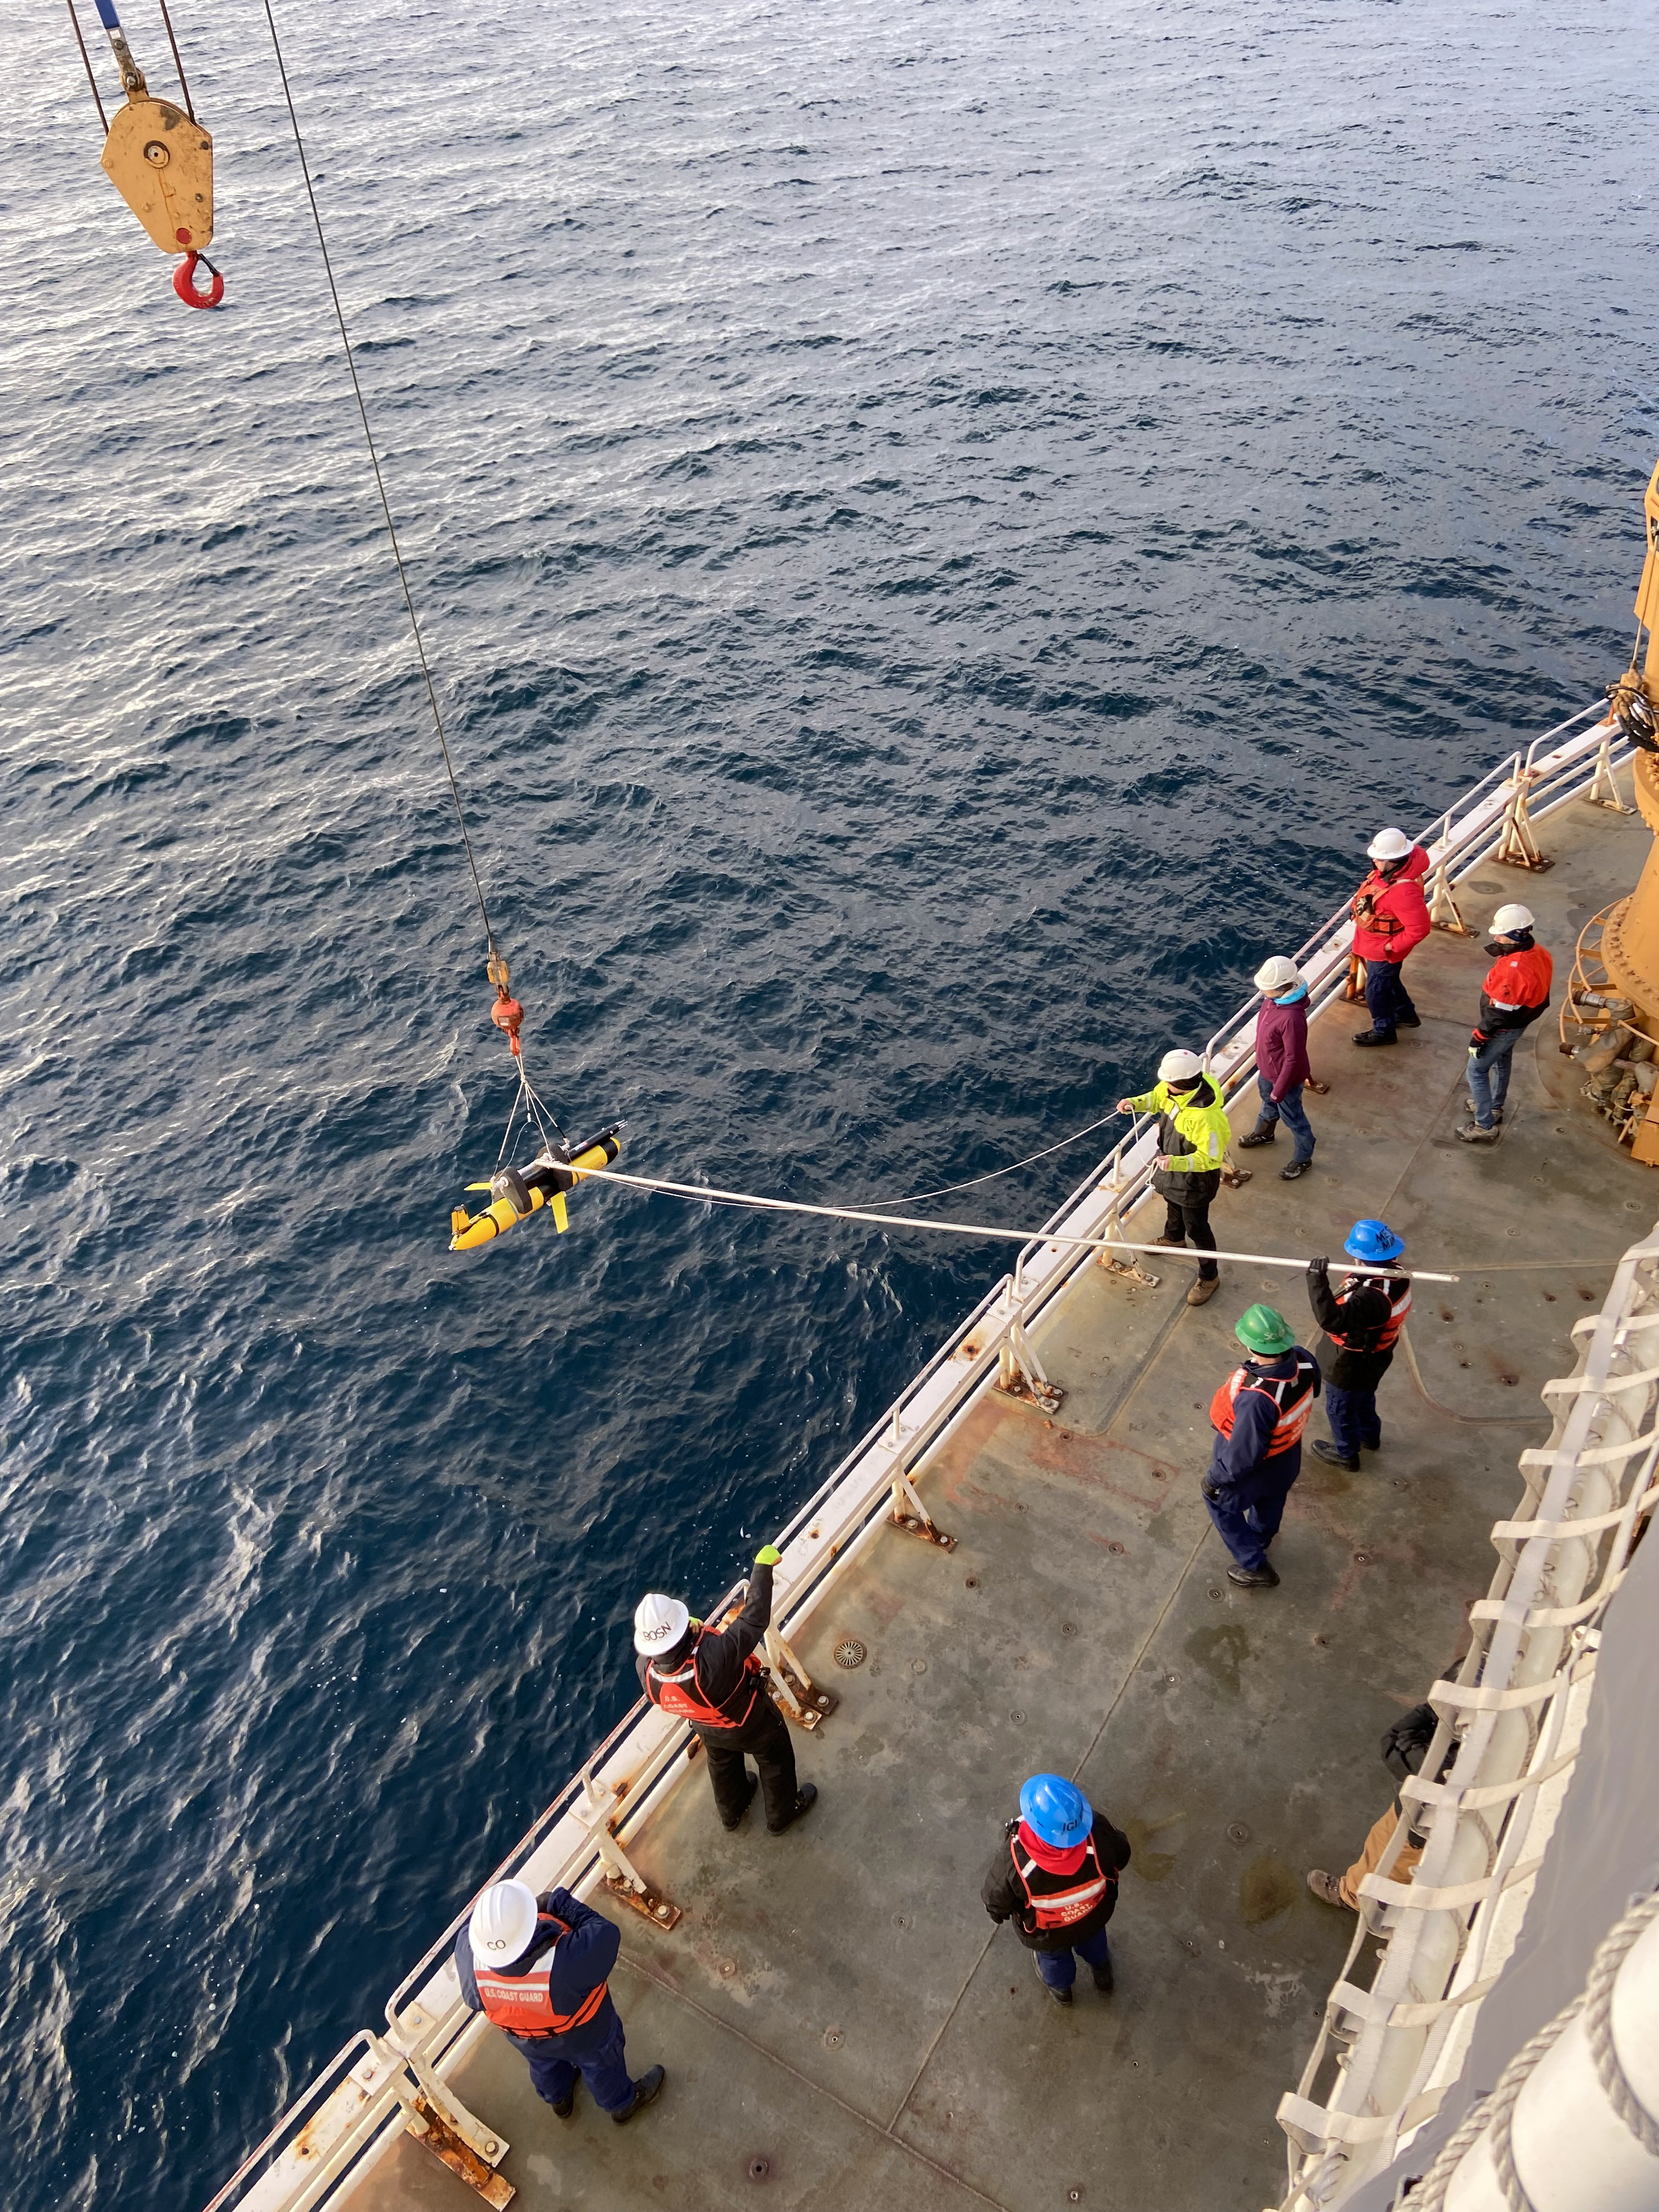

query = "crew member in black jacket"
[
  {"left": 634, "top": 1547, "right": 817, "bottom": 1836},
  {"left": 1306, "top": 1217, "right": 1412, "bottom": 1472},
  {"left": 981, "top": 1773, "right": 1132, "bottom": 2005}
]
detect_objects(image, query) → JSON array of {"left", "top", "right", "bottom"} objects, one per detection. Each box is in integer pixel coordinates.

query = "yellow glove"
[{"left": 754, "top": 1544, "right": 782, "bottom": 1567}]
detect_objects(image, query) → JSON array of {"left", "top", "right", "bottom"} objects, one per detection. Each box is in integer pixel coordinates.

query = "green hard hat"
[{"left": 1235, "top": 1303, "right": 1295, "bottom": 1356}]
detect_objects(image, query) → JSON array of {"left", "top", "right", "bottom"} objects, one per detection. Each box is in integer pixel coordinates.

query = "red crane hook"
[{"left": 172, "top": 250, "right": 224, "bottom": 309}]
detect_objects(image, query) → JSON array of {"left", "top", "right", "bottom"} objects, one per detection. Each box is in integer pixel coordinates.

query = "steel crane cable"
[
  {"left": 260, "top": 0, "right": 500, "bottom": 967},
  {"left": 856, "top": 1108, "right": 1125, "bottom": 1208}
]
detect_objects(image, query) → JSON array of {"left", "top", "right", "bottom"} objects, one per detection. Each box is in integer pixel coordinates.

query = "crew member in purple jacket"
[
  {"left": 1237, "top": 957, "right": 1316, "bottom": 1181},
  {"left": 456, "top": 1879, "right": 665, "bottom": 2124}
]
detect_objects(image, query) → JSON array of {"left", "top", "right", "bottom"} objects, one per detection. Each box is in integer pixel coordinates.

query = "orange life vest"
[
  {"left": 1325, "top": 1274, "right": 1412, "bottom": 1355},
  {"left": 1209, "top": 1356, "right": 1317, "bottom": 1456},
  {"left": 644, "top": 1628, "right": 763, "bottom": 1729},
  {"left": 1009, "top": 1831, "right": 1115, "bottom": 1931},
  {"left": 473, "top": 1914, "right": 610, "bottom": 2040}
]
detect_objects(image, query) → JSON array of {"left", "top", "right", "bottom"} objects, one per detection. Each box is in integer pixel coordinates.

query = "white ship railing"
[
  {"left": 205, "top": 701, "right": 1630, "bottom": 2212},
  {"left": 1274, "top": 1212, "right": 1659, "bottom": 2210}
]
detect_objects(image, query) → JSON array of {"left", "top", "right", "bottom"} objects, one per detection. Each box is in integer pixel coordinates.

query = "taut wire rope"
[
  {"left": 560, "top": 1160, "right": 1464, "bottom": 1280},
  {"left": 857, "top": 1108, "right": 1124, "bottom": 1207},
  {"left": 261, "top": 0, "right": 499, "bottom": 967}
]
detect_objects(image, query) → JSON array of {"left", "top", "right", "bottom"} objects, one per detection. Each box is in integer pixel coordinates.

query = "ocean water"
[{"left": 2, "top": 1, "right": 1656, "bottom": 2202}]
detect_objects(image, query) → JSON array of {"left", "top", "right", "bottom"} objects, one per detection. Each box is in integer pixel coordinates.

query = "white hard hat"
[
  {"left": 1254, "top": 955, "right": 1302, "bottom": 994},
  {"left": 469, "top": 1879, "right": 539, "bottom": 1966},
  {"left": 1157, "top": 1048, "right": 1204, "bottom": 1083},
  {"left": 1367, "top": 827, "right": 1413, "bottom": 862},
  {"left": 1491, "top": 903, "right": 1534, "bottom": 935},
  {"left": 633, "top": 1592, "right": 690, "bottom": 1656}
]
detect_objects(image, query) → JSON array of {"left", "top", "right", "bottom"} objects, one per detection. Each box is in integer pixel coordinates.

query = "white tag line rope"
[{"left": 562, "top": 1162, "right": 1462, "bottom": 1282}]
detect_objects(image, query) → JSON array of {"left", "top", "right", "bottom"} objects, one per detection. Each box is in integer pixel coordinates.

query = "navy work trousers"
[
  {"left": 526, "top": 2019, "right": 635, "bottom": 2115},
  {"left": 1467, "top": 1030, "right": 1520, "bottom": 1128},
  {"left": 1324, "top": 1382, "right": 1381, "bottom": 1458},
  {"left": 1035, "top": 1925, "right": 1111, "bottom": 1991},
  {"left": 1252, "top": 1076, "right": 1316, "bottom": 1161},
  {"left": 1204, "top": 1447, "right": 1301, "bottom": 1572},
  {"left": 1364, "top": 960, "right": 1418, "bottom": 1040}
]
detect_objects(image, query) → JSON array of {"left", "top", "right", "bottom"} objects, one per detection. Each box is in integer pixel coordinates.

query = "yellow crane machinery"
[{"left": 69, "top": 0, "right": 222, "bottom": 304}]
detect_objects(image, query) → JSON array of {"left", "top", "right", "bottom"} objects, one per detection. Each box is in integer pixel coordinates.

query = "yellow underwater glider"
[{"left": 450, "top": 1126, "right": 624, "bottom": 1250}]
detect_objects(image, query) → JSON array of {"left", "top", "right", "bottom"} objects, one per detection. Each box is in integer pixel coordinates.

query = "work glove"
[
  {"left": 1201, "top": 1482, "right": 1224, "bottom": 1505},
  {"left": 754, "top": 1544, "right": 782, "bottom": 1567},
  {"left": 1308, "top": 1255, "right": 1328, "bottom": 1280}
]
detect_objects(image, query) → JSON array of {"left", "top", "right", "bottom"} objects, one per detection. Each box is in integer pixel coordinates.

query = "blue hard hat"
[
  {"left": 1018, "top": 1773, "right": 1092, "bottom": 1848},
  {"left": 1345, "top": 1217, "right": 1406, "bottom": 1265}
]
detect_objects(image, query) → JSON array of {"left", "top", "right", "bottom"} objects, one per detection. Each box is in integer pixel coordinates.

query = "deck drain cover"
[
  {"left": 822, "top": 2025, "right": 844, "bottom": 2050},
  {"left": 1010, "top": 1708, "right": 1026, "bottom": 1723},
  {"left": 1228, "top": 1822, "right": 1250, "bottom": 1845},
  {"left": 1107, "top": 1540, "right": 1126, "bottom": 1554},
  {"left": 748, "top": 2155, "right": 770, "bottom": 2181},
  {"left": 833, "top": 1638, "right": 868, "bottom": 1669},
  {"left": 1207, "top": 1585, "right": 1224, "bottom": 1601},
  {"left": 1353, "top": 1551, "right": 1374, "bottom": 1566},
  {"left": 1061, "top": 1622, "right": 1077, "bottom": 1638}
]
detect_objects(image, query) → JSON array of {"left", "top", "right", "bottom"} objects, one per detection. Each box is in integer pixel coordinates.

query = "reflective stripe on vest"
[
  {"left": 1150, "top": 1080, "right": 1231, "bottom": 1173},
  {"left": 1326, "top": 1275, "right": 1412, "bottom": 1355},
  {"left": 1209, "top": 1358, "right": 1316, "bottom": 1455},
  {"left": 475, "top": 1915, "right": 610, "bottom": 2040},
  {"left": 1009, "top": 1833, "right": 1114, "bottom": 1931},
  {"left": 644, "top": 1628, "right": 763, "bottom": 1729}
]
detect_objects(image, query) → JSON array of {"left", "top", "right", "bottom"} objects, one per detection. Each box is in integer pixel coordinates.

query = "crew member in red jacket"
[
  {"left": 634, "top": 1548, "right": 817, "bottom": 1835},
  {"left": 1458, "top": 903, "right": 1552, "bottom": 1143},
  {"left": 1350, "top": 827, "right": 1431, "bottom": 1047}
]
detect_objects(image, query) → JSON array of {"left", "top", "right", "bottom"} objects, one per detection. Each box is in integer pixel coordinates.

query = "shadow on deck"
[{"left": 354, "top": 786, "right": 1650, "bottom": 2212}]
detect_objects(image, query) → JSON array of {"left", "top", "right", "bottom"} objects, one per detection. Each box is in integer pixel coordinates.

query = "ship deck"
[{"left": 355, "top": 784, "right": 1648, "bottom": 2212}]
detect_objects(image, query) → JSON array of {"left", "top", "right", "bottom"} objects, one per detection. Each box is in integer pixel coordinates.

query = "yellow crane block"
[{"left": 100, "top": 95, "right": 213, "bottom": 255}]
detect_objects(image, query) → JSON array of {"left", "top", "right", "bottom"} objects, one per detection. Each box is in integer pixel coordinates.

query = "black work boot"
[
  {"left": 1352, "top": 1030, "right": 1397, "bottom": 1047},
  {"left": 719, "top": 1775, "right": 758, "bottom": 1832},
  {"left": 768, "top": 1783, "right": 818, "bottom": 1835},
  {"left": 1091, "top": 1955, "right": 1115, "bottom": 1994},
  {"left": 1312, "top": 1439, "right": 1360, "bottom": 1471},
  {"left": 1227, "top": 1561, "right": 1280, "bottom": 1589},
  {"left": 551, "top": 2085, "right": 577, "bottom": 2119},
  {"left": 612, "top": 2066, "right": 666, "bottom": 2124},
  {"left": 1237, "top": 1126, "right": 1276, "bottom": 1148}
]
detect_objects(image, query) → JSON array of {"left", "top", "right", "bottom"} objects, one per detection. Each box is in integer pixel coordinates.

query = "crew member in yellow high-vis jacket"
[{"left": 1118, "top": 1049, "right": 1233, "bottom": 1307}]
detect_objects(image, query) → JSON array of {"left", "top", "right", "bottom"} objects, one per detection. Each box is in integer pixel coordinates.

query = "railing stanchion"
[
  {"left": 363, "top": 2032, "right": 514, "bottom": 2207},
  {"left": 1426, "top": 809, "right": 1474, "bottom": 934},
  {"left": 1494, "top": 749, "right": 1553, "bottom": 871},
  {"left": 1584, "top": 718, "right": 1634, "bottom": 813}
]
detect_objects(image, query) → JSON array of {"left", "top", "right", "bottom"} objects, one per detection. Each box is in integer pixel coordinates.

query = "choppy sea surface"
[{"left": 2, "top": 1, "right": 1657, "bottom": 2202}]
